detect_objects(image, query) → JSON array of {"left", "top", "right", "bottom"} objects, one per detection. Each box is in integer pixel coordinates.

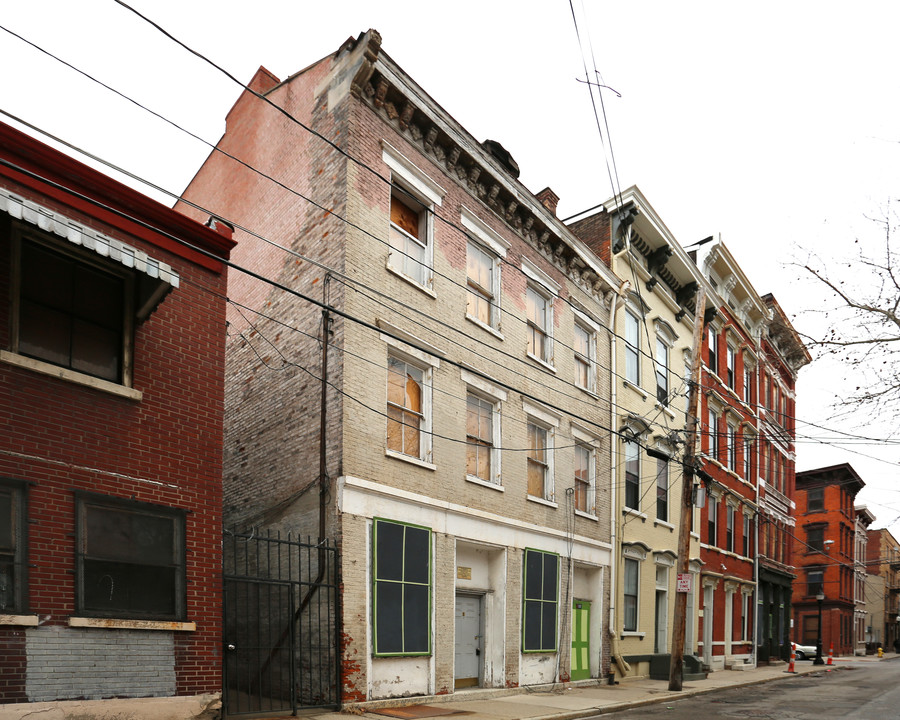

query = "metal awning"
[{"left": 1, "top": 188, "right": 180, "bottom": 320}]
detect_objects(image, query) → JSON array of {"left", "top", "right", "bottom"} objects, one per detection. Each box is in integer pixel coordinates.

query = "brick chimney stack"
[{"left": 536, "top": 187, "right": 560, "bottom": 217}]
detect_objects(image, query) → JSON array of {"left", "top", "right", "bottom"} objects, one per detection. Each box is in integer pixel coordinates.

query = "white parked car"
[{"left": 792, "top": 643, "right": 817, "bottom": 660}]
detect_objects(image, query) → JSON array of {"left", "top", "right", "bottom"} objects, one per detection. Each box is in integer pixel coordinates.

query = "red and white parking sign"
[{"left": 676, "top": 573, "right": 692, "bottom": 593}]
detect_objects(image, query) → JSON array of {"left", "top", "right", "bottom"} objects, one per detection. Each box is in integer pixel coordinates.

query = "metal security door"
[{"left": 570, "top": 600, "right": 591, "bottom": 681}]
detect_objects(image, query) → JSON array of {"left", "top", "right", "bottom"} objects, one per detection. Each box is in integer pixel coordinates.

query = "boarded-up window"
[
  {"left": 387, "top": 356, "right": 424, "bottom": 458},
  {"left": 466, "top": 393, "right": 494, "bottom": 482},
  {"left": 389, "top": 192, "right": 427, "bottom": 284},
  {"left": 527, "top": 422, "right": 549, "bottom": 498}
]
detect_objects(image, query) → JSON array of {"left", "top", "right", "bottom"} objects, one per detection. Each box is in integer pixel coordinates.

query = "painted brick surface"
[
  {"left": 25, "top": 627, "right": 175, "bottom": 701},
  {"left": 178, "top": 31, "right": 617, "bottom": 700}
]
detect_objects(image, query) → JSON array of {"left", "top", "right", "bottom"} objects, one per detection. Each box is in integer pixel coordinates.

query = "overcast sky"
[{"left": 3, "top": 1, "right": 899, "bottom": 527}]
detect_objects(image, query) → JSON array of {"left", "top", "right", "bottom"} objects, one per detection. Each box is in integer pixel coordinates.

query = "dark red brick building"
[
  {"left": 792, "top": 463, "right": 865, "bottom": 657},
  {"left": 0, "top": 121, "right": 234, "bottom": 710}
]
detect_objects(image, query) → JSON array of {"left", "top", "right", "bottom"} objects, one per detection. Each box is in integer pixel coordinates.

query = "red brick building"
[
  {"left": 695, "top": 243, "right": 768, "bottom": 670},
  {"left": 756, "top": 295, "right": 809, "bottom": 662},
  {"left": 792, "top": 464, "right": 866, "bottom": 657},
  {"left": 0, "top": 121, "right": 234, "bottom": 710},
  {"left": 866, "top": 527, "right": 900, "bottom": 650}
]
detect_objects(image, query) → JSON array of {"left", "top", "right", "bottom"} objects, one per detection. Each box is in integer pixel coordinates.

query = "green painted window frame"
[
  {"left": 522, "top": 548, "right": 559, "bottom": 653},
  {"left": 372, "top": 518, "right": 432, "bottom": 657}
]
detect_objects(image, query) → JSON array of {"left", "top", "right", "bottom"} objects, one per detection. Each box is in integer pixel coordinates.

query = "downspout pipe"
[{"left": 608, "top": 282, "right": 631, "bottom": 676}]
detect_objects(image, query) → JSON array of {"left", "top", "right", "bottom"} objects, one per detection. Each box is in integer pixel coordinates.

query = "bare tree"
[{"left": 798, "top": 206, "right": 900, "bottom": 417}]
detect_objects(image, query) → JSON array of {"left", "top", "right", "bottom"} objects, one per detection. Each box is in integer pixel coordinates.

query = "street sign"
[{"left": 676, "top": 573, "right": 692, "bottom": 593}]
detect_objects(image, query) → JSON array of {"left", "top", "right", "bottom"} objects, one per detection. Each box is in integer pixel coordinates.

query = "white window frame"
[
  {"left": 572, "top": 425, "right": 598, "bottom": 517},
  {"left": 726, "top": 423, "right": 737, "bottom": 471},
  {"left": 726, "top": 344, "right": 737, "bottom": 390},
  {"left": 524, "top": 399, "right": 560, "bottom": 504},
  {"left": 382, "top": 332, "right": 440, "bottom": 468},
  {"left": 624, "top": 309, "right": 640, "bottom": 386},
  {"left": 708, "top": 408, "right": 720, "bottom": 460},
  {"left": 656, "top": 456, "right": 669, "bottom": 522},
  {"left": 624, "top": 438, "right": 641, "bottom": 511},
  {"left": 461, "top": 207, "right": 508, "bottom": 334},
  {"left": 383, "top": 143, "right": 445, "bottom": 292},
  {"left": 523, "top": 262, "right": 558, "bottom": 368},
  {"left": 461, "top": 368, "right": 507, "bottom": 488},
  {"left": 623, "top": 557, "right": 640, "bottom": 632},
  {"left": 726, "top": 503, "right": 736, "bottom": 553},
  {"left": 573, "top": 310, "right": 599, "bottom": 393}
]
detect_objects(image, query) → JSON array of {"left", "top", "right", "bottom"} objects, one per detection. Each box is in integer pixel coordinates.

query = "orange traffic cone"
[
  {"left": 827, "top": 643, "right": 833, "bottom": 665},
  {"left": 786, "top": 643, "right": 796, "bottom": 673}
]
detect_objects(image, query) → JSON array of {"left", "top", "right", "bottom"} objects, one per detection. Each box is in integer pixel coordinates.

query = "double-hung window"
[
  {"left": 383, "top": 143, "right": 444, "bottom": 291},
  {"left": 625, "top": 311, "right": 640, "bottom": 385},
  {"left": 466, "top": 392, "right": 499, "bottom": 484},
  {"left": 656, "top": 457, "right": 668, "bottom": 522},
  {"left": 461, "top": 208, "right": 508, "bottom": 331},
  {"left": 522, "top": 549, "right": 559, "bottom": 652},
  {"left": 466, "top": 242, "right": 496, "bottom": 327},
  {"left": 574, "top": 443, "right": 594, "bottom": 514},
  {"left": 708, "top": 327, "right": 719, "bottom": 375},
  {"left": 726, "top": 424, "right": 737, "bottom": 471},
  {"left": 526, "top": 287, "right": 552, "bottom": 364},
  {"left": 655, "top": 337, "right": 669, "bottom": 405},
  {"left": 624, "top": 439, "right": 640, "bottom": 511},
  {"left": 743, "top": 439, "right": 752, "bottom": 480},
  {"left": 0, "top": 479, "right": 27, "bottom": 613},
  {"left": 807, "top": 525, "right": 825, "bottom": 553},
  {"left": 807, "top": 487, "right": 824, "bottom": 512},
  {"left": 708, "top": 495, "right": 718, "bottom": 547},
  {"left": 75, "top": 493, "right": 186, "bottom": 620},
  {"left": 389, "top": 191, "right": 429, "bottom": 285},
  {"left": 726, "top": 505, "right": 735, "bottom": 552},
  {"left": 387, "top": 356, "right": 428, "bottom": 460},
  {"left": 527, "top": 421, "right": 551, "bottom": 499},
  {"left": 623, "top": 558, "right": 639, "bottom": 631},
  {"left": 373, "top": 519, "right": 431, "bottom": 656},
  {"left": 743, "top": 514, "right": 751, "bottom": 556},
  {"left": 573, "top": 321, "right": 595, "bottom": 392},
  {"left": 726, "top": 345, "right": 736, "bottom": 390},
  {"left": 743, "top": 366, "right": 753, "bottom": 405},
  {"left": 807, "top": 569, "right": 824, "bottom": 597},
  {"left": 708, "top": 409, "right": 720, "bottom": 460}
]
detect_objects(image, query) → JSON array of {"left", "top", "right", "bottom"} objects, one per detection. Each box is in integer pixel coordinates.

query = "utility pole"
[{"left": 669, "top": 286, "right": 707, "bottom": 691}]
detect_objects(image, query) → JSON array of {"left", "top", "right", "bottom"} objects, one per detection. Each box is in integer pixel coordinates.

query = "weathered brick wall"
[{"left": 0, "top": 175, "right": 227, "bottom": 701}]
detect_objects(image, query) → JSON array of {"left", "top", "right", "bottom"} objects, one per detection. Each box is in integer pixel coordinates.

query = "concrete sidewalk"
[{"left": 306, "top": 654, "right": 899, "bottom": 720}]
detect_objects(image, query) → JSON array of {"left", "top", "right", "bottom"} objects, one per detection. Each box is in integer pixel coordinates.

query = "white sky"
[{"left": 3, "top": 1, "right": 899, "bottom": 527}]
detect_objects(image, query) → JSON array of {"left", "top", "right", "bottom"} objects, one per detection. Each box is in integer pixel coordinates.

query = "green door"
[{"left": 571, "top": 600, "right": 591, "bottom": 681}]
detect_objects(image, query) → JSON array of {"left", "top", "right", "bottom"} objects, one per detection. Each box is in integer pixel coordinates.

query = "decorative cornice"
[{"left": 356, "top": 66, "right": 615, "bottom": 299}]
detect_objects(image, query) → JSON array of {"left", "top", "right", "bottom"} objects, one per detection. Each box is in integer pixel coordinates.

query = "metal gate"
[{"left": 223, "top": 529, "right": 339, "bottom": 716}]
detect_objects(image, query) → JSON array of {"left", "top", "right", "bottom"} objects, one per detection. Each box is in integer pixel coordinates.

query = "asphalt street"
[{"left": 599, "top": 661, "right": 900, "bottom": 719}]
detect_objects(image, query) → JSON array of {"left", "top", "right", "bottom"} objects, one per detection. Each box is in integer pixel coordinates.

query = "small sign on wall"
[
  {"left": 457, "top": 566, "right": 472, "bottom": 580},
  {"left": 676, "top": 573, "right": 692, "bottom": 593}
]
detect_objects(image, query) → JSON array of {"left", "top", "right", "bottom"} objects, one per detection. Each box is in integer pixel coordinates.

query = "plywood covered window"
[{"left": 387, "top": 356, "right": 425, "bottom": 459}]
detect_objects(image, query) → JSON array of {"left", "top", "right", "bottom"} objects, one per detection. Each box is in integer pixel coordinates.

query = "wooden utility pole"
[{"left": 668, "top": 286, "right": 707, "bottom": 691}]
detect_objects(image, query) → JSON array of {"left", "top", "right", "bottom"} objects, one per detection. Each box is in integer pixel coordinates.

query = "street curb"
[{"left": 517, "top": 666, "right": 840, "bottom": 720}]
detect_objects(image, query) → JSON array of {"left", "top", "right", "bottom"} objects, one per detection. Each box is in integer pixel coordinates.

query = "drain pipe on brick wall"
[{"left": 607, "top": 283, "right": 631, "bottom": 677}]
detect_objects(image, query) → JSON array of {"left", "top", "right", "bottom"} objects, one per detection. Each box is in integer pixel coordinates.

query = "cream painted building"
[{"left": 569, "top": 186, "right": 709, "bottom": 680}]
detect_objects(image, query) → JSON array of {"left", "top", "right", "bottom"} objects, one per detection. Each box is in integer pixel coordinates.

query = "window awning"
[{"left": 1, "top": 189, "right": 180, "bottom": 320}]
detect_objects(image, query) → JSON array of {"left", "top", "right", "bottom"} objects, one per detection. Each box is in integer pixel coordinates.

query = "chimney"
[{"left": 536, "top": 187, "right": 560, "bottom": 217}]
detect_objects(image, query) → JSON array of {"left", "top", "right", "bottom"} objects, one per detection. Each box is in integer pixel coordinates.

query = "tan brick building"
[{"left": 179, "top": 30, "right": 620, "bottom": 704}]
